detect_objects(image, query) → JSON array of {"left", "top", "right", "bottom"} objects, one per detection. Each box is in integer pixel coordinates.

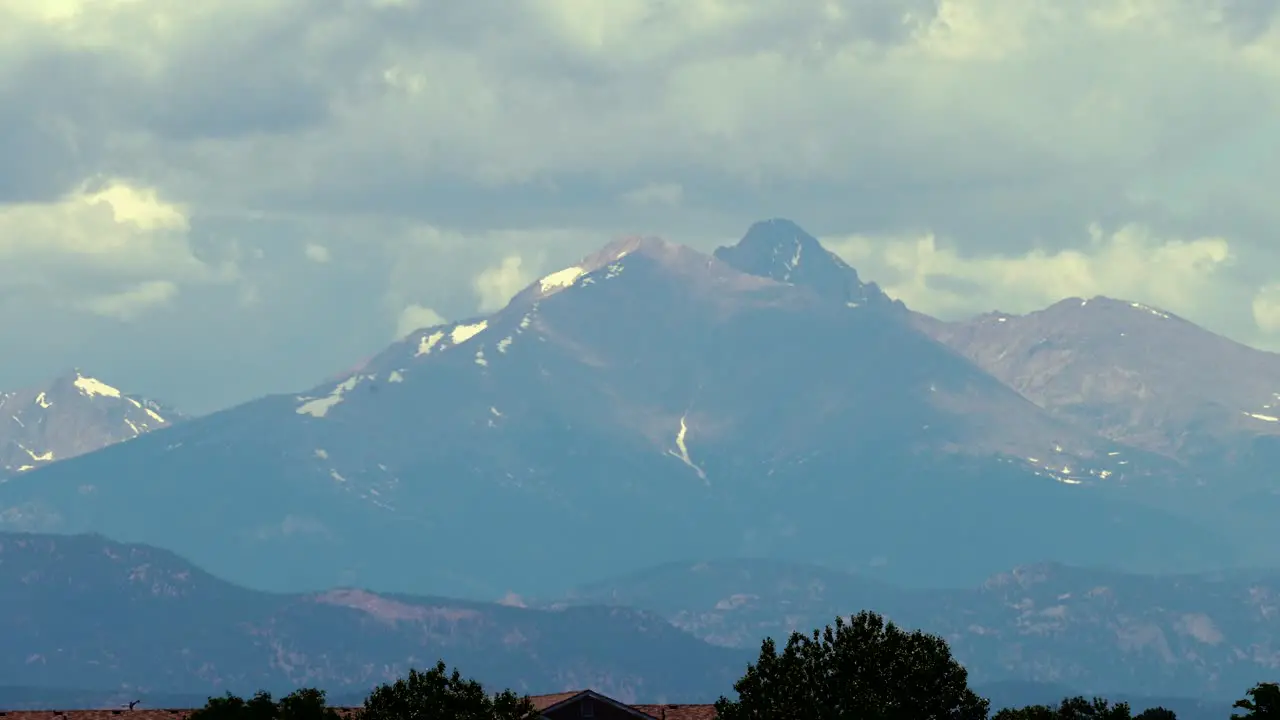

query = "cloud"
[
  {"left": 473, "top": 255, "right": 532, "bottom": 312},
  {"left": 1253, "top": 284, "right": 1280, "bottom": 334},
  {"left": 826, "top": 223, "right": 1238, "bottom": 324},
  {"left": 395, "top": 304, "right": 445, "bottom": 339},
  {"left": 304, "top": 244, "right": 332, "bottom": 263},
  {"left": 3, "top": 0, "right": 1280, "bottom": 409},
  {"left": 78, "top": 280, "right": 179, "bottom": 321},
  {"left": 621, "top": 182, "right": 683, "bottom": 208},
  {"left": 0, "top": 178, "right": 236, "bottom": 319},
  {"left": 5, "top": 0, "right": 1276, "bottom": 229}
]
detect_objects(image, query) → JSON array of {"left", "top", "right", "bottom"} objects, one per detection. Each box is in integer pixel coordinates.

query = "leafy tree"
[
  {"left": 993, "top": 695, "right": 1175, "bottom": 720},
  {"left": 357, "top": 660, "right": 539, "bottom": 720},
  {"left": 1054, "top": 696, "right": 1133, "bottom": 720},
  {"left": 713, "top": 610, "right": 989, "bottom": 720},
  {"left": 189, "top": 689, "right": 338, "bottom": 720},
  {"left": 277, "top": 689, "right": 342, "bottom": 720},
  {"left": 991, "top": 704, "right": 1058, "bottom": 720},
  {"left": 1233, "top": 683, "right": 1280, "bottom": 720}
]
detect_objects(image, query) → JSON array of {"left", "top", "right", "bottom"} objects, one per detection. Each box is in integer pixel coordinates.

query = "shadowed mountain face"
[
  {"left": 0, "top": 226, "right": 1240, "bottom": 598},
  {"left": 0, "top": 371, "right": 182, "bottom": 479},
  {"left": 552, "top": 558, "right": 1280, "bottom": 701},
  {"left": 712, "top": 218, "right": 902, "bottom": 312},
  {"left": 0, "top": 532, "right": 742, "bottom": 703}
]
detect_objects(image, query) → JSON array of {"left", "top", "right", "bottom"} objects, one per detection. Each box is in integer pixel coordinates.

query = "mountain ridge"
[{"left": 0, "top": 531, "right": 740, "bottom": 703}]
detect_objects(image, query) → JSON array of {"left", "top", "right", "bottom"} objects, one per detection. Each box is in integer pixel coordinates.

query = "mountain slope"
[
  {"left": 917, "top": 297, "right": 1280, "bottom": 467},
  {"left": 0, "top": 230, "right": 1236, "bottom": 598},
  {"left": 0, "top": 531, "right": 742, "bottom": 702},
  {"left": 0, "top": 370, "right": 182, "bottom": 479},
  {"left": 555, "top": 558, "right": 1280, "bottom": 699}
]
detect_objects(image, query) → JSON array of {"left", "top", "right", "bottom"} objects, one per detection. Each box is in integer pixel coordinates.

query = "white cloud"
[
  {"left": 825, "top": 223, "right": 1236, "bottom": 322},
  {"left": 621, "top": 182, "right": 683, "bottom": 207},
  {"left": 1253, "top": 284, "right": 1280, "bottom": 334},
  {"left": 78, "top": 280, "right": 179, "bottom": 321},
  {"left": 395, "top": 304, "right": 445, "bottom": 339},
  {"left": 381, "top": 225, "right": 602, "bottom": 324},
  {"left": 473, "top": 255, "right": 531, "bottom": 312},
  {"left": 304, "top": 244, "right": 332, "bottom": 263},
  {"left": 0, "top": 178, "right": 236, "bottom": 319}
]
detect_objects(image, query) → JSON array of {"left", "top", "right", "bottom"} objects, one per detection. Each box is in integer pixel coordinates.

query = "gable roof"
[
  {"left": 533, "top": 690, "right": 662, "bottom": 719},
  {"left": 632, "top": 705, "right": 718, "bottom": 720},
  {"left": 530, "top": 692, "right": 584, "bottom": 710}
]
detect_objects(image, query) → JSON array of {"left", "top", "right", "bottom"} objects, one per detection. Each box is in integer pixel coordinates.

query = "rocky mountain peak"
[
  {"left": 0, "top": 370, "right": 181, "bottom": 478},
  {"left": 714, "top": 218, "right": 898, "bottom": 310}
]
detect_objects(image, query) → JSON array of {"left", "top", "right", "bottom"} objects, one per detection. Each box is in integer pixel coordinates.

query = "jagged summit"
[
  {"left": 491, "top": 220, "right": 902, "bottom": 321},
  {"left": 0, "top": 370, "right": 181, "bottom": 478},
  {"left": 714, "top": 218, "right": 899, "bottom": 310},
  {"left": 497, "top": 233, "right": 776, "bottom": 315}
]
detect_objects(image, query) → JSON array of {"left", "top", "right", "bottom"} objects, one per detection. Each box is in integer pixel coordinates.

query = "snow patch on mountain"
[
  {"left": 539, "top": 266, "right": 586, "bottom": 295},
  {"left": 666, "top": 414, "right": 707, "bottom": 483},
  {"left": 74, "top": 374, "right": 122, "bottom": 399},
  {"left": 1129, "top": 302, "right": 1171, "bottom": 319},
  {"left": 21, "top": 446, "right": 54, "bottom": 462},
  {"left": 296, "top": 374, "right": 371, "bottom": 418},
  {"left": 451, "top": 321, "right": 488, "bottom": 344},
  {"left": 416, "top": 330, "right": 446, "bottom": 357}
]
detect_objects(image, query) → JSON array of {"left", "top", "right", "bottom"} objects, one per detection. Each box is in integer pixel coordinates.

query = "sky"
[{"left": 2, "top": 0, "right": 1280, "bottom": 414}]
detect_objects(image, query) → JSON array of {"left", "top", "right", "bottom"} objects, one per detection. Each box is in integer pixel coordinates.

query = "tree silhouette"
[
  {"left": 188, "top": 689, "right": 339, "bottom": 720},
  {"left": 357, "top": 660, "right": 538, "bottom": 720},
  {"left": 1233, "top": 683, "right": 1280, "bottom": 720},
  {"left": 994, "top": 696, "right": 1175, "bottom": 720},
  {"left": 714, "top": 610, "right": 989, "bottom": 720}
]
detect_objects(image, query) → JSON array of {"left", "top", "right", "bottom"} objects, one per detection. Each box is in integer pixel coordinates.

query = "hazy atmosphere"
[
  {"left": 4, "top": 0, "right": 1280, "bottom": 413},
  {"left": 6, "top": 2, "right": 1280, "bottom": 718}
]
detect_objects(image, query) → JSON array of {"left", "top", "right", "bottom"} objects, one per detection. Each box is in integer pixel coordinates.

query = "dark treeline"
[{"left": 191, "top": 612, "right": 1280, "bottom": 720}]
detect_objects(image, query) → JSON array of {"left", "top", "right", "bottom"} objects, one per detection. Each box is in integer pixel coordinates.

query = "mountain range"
[
  {"left": 0, "top": 220, "right": 1260, "bottom": 599},
  {"left": 0, "top": 531, "right": 738, "bottom": 703},
  {"left": 1, "top": 531, "right": 1274, "bottom": 709},
  {"left": 551, "top": 557, "right": 1280, "bottom": 699}
]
